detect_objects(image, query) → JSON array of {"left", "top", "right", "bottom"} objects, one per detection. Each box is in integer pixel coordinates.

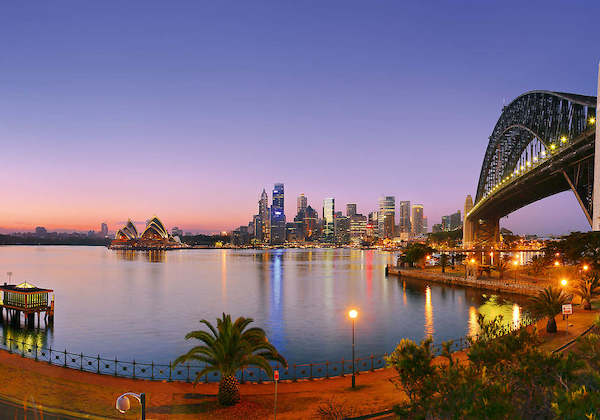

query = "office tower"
[
  {"left": 322, "top": 198, "right": 335, "bottom": 242},
  {"left": 368, "top": 211, "right": 378, "bottom": 224},
  {"left": 346, "top": 204, "right": 357, "bottom": 218},
  {"left": 464, "top": 195, "right": 473, "bottom": 219},
  {"left": 270, "top": 183, "right": 286, "bottom": 244},
  {"left": 432, "top": 223, "right": 443, "bottom": 233},
  {"left": 449, "top": 211, "right": 461, "bottom": 230},
  {"left": 378, "top": 196, "right": 395, "bottom": 238},
  {"left": 258, "top": 189, "right": 269, "bottom": 242},
  {"left": 304, "top": 205, "right": 318, "bottom": 241},
  {"left": 398, "top": 201, "right": 411, "bottom": 233},
  {"left": 297, "top": 194, "right": 307, "bottom": 216},
  {"left": 334, "top": 215, "right": 350, "bottom": 244},
  {"left": 35, "top": 226, "right": 47, "bottom": 236},
  {"left": 441, "top": 215, "right": 451, "bottom": 231},
  {"left": 411, "top": 204, "right": 424, "bottom": 236},
  {"left": 423, "top": 216, "right": 428, "bottom": 234},
  {"left": 350, "top": 214, "right": 367, "bottom": 241},
  {"left": 100, "top": 222, "right": 108, "bottom": 237},
  {"left": 171, "top": 226, "right": 184, "bottom": 237}
]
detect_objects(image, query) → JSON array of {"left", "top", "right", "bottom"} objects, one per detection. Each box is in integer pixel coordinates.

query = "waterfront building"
[
  {"left": 350, "top": 214, "right": 367, "bottom": 241},
  {"left": 100, "top": 223, "right": 109, "bottom": 237},
  {"left": 231, "top": 226, "right": 250, "bottom": 246},
  {"left": 35, "top": 226, "right": 47, "bottom": 236},
  {"left": 258, "top": 189, "right": 269, "bottom": 243},
  {"left": 112, "top": 217, "right": 184, "bottom": 249},
  {"left": 304, "top": 205, "right": 319, "bottom": 241},
  {"left": 346, "top": 203, "right": 357, "bottom": 217},
  {"left": 171, "top": 226, "right": 184, "bottom": 237},
  {"left": 398, "top": 201, "right": 411, "bottom": 233},
  {"left": 270, "top": 183, "right": 286, "bottom": 244},
  {"left": 411, "top": 204, "right": 424, "bottom": 236},
  {"left": 378, "top": 196, "right": 395, "bottom": 239},
  {"left": 322, "top": 198, "right": 335, "bottom": 242},
  {"left": 297, "top": 194, "right": 307, "bottom": 216},
  {"left": 334, "top": 215, "right": 350, "bottom": 244},
  {"left": 423, "top": 216, "right": 428, "bottom": 234},
  {"left": 432, "top": 223, "right": 443, "bottom": 233}
]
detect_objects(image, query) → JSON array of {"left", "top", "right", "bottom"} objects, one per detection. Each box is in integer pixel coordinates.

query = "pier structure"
[{"left": 0, "top": 282, "right": 54, "bottom": 328}]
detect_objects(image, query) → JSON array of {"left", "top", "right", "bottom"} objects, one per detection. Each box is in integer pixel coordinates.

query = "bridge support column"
[
  {"left": 463, "top": 215, "right": 499, "bottom": 249},
  {"left": 593, "top": 62, "right": 600, "bottom": 230}
]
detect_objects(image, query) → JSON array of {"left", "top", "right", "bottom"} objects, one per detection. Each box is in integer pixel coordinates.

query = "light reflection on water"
[{"left": 0, "top": 247, "right": 529, "bottom": 364}]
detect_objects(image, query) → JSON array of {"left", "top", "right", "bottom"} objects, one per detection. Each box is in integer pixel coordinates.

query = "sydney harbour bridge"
[{"left": 463, "top": 70, "right": 599, "bottom": 249}]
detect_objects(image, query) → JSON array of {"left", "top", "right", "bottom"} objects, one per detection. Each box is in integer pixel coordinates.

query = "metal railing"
[{"left": 0, "top": 317, "right": 536, "bottom": 383}]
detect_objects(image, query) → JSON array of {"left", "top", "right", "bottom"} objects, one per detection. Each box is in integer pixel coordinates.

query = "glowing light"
[
  {"left": 426, "top": 255, "right": 431, "bottom": 260},
  {"left": 583, "top": 265, "right": 589, "bottom": 271},
  {"left": 541, "top": 151, "right": 547, "bottom": 157},
  {"left": 590, "top": 116, "right": 596, "bottom": 125},
  {"left": 560, "top": 136, "right": 567, "bottom": 143},
  {"left": 513, "top": 260, "right": 518, "bottom": 266},
  {"left": 533, "top": 157, "right": 538, "bottom": 162},
  {"left": 554, "top": 261, "right": 560, "bottom": 267},
  {"left": 550, "top": 144, "right": 556, "bottom": 150},
  {"left": 470, "top": 258, "right": 475, "bottom": 263},
  {"left": 348, "top": 309, "right": 358, "bottom": 319},
  {"left": 560, "top": 279, "right": 567, "bottom": 286}
]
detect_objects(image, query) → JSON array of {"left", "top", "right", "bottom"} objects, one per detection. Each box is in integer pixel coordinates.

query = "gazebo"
[{"left": 0, "top": 282, "right": 54, "bottom": 327}]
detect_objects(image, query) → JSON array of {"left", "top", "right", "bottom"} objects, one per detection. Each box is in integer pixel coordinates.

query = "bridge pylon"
[{"left": 463, "top": 214, "right": 499, "bottom": 249}]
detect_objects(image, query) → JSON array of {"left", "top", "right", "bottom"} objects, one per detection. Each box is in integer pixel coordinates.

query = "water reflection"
[
  {"left": 0, "top": 322, "right": 53, "bottom": 352},
  {"left": 424, "top": 286, "right": 434, "bottom": 338},
  {"left": 114, "top": 250, "right": 167, "bottom": 263}
]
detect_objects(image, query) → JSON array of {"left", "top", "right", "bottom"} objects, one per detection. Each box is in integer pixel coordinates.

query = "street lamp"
[
  {"left": 116, "top": 393, "right": 146, "bottom": 419},
  {"left": 348, "top": 309, "right": 358, "bottom": 389},
  {"left": 560, "top": 279, "right": 567, "bottom": 287},
  {"left": 583, "top": 264, "right": 589, "bottom": 272},
  {"left": 554, "top": 261, "right": 560, "bottom": 267}
]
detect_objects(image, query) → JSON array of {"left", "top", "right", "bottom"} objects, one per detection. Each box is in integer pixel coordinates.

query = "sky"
[{"left": 0, "top": 1, "right": 598, "bottom": 235}]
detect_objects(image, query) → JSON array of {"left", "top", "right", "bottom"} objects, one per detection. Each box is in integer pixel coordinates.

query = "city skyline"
[{"left": 1, "top": 2, "right": 597, "bottom": 235}]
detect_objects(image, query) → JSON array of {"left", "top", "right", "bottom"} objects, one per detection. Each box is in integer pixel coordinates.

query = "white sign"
[
  {"left": 562, "top": 304, "right": 572, "bottom": 315},
  {"left": 274, "top": 370, "right": 279, "bottom": 381}
]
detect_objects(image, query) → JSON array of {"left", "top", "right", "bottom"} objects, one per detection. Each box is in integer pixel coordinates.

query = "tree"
[
  {"left": 528, "top": 287, "right": 571, "bottom": 333},
  {"left": 174, "top": 313, "right": 286, "bottom": 406},
  {"left": 572, "top": 272, "right": 600, "bottom": 310},
  {"left": 438, "top": 253, "right": 449, "bottom": 273},
  {"left": 400, "top": 243, "right": 435, "bottom": 268},
  {"left": 527, "top": 255, "right": 546, "bottom": 276},
  {"left": 495, "top": 256, "right": 510, "bottom": 280}
]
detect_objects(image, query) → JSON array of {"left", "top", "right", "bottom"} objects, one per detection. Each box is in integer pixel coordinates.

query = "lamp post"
[
  {"left": 116, "top": 392, "right": 145, "bottom": 419},
  {"left": 348, "top": 309, "right": 358, "bottom": 388}
]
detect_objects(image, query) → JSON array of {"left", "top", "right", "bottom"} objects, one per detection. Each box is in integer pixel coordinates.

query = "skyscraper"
[
  {"left": 297, "top": 194, "right": 307, "bottom": 216},
  {"left": 411, "top": 204, "right": 424, "bottom": 236},
  {"left": 270, "top": 183, "right": 286, "bottom": 244},
  {"left": 378, "top": 196, "right": 395, "bottom": 238},
  {"left": 346, "top": 203, "right": 357, "bottom": 217},
  {"left": 398, "top": 201, "right": 411, "bottom": 233},
  {"left": 100, "top": 222, "right": 108, "bottom": 237},
  {"left": 322, "top": 198, "right": 335, "bottom": 242},
  {"left": 334, "top": 215, "right": 350, "bottom": 244},
  {"left": 258, "top": 189, "right": 269, "bottom": 243}
]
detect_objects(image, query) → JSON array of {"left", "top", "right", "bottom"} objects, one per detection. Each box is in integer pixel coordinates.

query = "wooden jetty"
[{"left": 0, "top": 282, "right": 54, "bottom": 327}]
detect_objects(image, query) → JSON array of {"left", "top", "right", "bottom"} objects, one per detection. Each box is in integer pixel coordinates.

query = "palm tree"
[
  {"left": 174, "top": 313, "right": 287, "bottom": 406},
  {"left": 439, "top": 253, "right": 449, "bottom": 273},
  {"left": 572, "top": 272, "right": 600, "bottom": 310},
  {"left": 528, "top": 286, "right": 570, "bottom": 333}
]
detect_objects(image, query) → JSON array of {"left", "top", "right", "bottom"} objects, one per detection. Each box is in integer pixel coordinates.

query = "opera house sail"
[{"left": 110, "top": 217, "right": 185, "bottom": 250}]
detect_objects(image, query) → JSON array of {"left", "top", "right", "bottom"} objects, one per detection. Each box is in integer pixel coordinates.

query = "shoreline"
[{"left": 386, "top": 266, "right": 543, "bottom": 296}]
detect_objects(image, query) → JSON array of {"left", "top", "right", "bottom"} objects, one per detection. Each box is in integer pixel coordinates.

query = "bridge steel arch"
[{"left": 464, "top": 89, "right": 598, "bottom": 249}]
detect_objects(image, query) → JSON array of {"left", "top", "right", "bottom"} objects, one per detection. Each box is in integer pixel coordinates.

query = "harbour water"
[{"left": 0, "top": 246, "right": 528, "bottom": 365}]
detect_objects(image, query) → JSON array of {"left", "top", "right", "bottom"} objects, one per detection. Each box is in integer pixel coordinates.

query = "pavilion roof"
[{"left": 0, "top": 282, "right": 53, "bottom": 293}]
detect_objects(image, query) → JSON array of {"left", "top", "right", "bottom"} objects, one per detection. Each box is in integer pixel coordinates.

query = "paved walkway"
[{"left": 0, "top": 307, "right": 597, "bottom": 419}]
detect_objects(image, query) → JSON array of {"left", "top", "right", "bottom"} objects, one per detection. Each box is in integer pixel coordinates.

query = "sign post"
[
  {"left": 562, "top": 304, "right": 572, "bottom": 333},
  {"left": 274, "top": 370, "right": 279, "bottom": 420}
]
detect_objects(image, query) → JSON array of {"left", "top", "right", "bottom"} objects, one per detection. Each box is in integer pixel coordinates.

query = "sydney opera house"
[{"left": 110, "top": 217, "right": 186, "bottom": 249}]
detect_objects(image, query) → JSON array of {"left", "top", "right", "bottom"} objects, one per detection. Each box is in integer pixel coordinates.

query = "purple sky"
[{"left": 0, "top": 1, "right": 597, "bottom": 235}]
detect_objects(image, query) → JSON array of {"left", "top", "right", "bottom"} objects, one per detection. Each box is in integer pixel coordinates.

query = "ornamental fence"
[{"left": 0, "top": 316, "right": 537, "bottom": 383}]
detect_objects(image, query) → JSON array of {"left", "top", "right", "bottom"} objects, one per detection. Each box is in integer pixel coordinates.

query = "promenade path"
[{"left": 0, "top": 307, "right": 597, "bottom": 419}]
